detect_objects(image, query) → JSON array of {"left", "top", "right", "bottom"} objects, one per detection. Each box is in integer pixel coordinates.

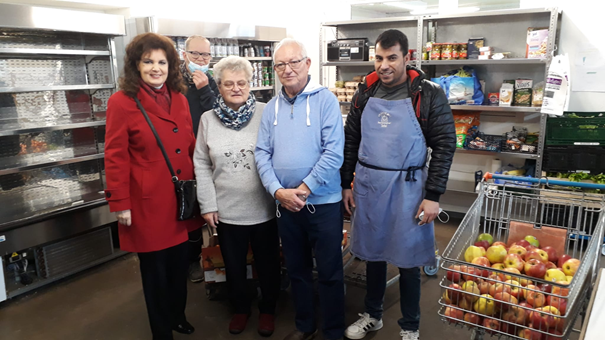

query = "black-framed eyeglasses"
[
  {"left": 274, "top": 57, "right": 307, "bottom": 71},
  {"left": 186, "top": 51, "right": 212, "bottom": 60}
]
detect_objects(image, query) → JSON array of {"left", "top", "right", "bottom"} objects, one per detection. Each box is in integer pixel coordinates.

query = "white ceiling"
[{"left": 351, "top": 0, "right": 521, "bottom": 15}]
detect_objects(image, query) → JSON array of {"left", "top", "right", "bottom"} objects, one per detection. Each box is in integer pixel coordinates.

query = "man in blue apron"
[{"left": 340, "top": 30, "right": 456, "bottom": 340}]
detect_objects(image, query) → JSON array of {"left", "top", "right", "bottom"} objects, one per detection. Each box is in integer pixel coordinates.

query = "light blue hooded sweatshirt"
[{"left": 255, "top": 81, "right": 344, "bottom": 205}]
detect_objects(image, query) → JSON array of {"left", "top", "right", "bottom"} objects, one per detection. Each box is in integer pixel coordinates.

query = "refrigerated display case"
[{"left": 0, "top": 3, "right": 125, "bottom": 302}]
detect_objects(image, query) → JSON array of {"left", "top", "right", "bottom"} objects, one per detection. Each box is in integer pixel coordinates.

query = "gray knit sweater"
[{"left": 193, "top": 102, "right": 274, "bottom": 225}]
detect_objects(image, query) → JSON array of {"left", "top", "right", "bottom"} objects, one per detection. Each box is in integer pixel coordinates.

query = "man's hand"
[
  {"left": 202, "top": 212, "right": 219, "bottom": 229},
  {"left": 116, "top": 210, "right": 132, "bottom": 226},
  {"left": 296, "top": 182, "right": 312, "bottom": 201},
  {"left": 275, "top": 188, "right": 307, "bottom": 213},
  {"left": 192, "top": 70, "right": 209, "bottom": 90},
  {"left": 342, "top": 189, "right": 356, "bottom": 215},
  {"left": 416, "top": 199, "right": 440, "bottom": 225}
]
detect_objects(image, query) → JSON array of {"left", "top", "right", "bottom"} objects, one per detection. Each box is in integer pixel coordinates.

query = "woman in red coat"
[{"left": 104, "top": 32, "right": 201, "bottom": 340}]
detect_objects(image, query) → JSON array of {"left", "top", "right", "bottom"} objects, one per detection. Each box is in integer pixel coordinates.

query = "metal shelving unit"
[
  {"left": 0, "top": 3, "right": 125, "bottom": 302},
  {"left": 319, "top": 7, "right": 561, "bottom": 209}
]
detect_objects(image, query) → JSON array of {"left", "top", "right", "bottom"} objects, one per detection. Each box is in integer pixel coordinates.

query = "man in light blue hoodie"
[{"left": 255, "top": 38, "right": 345, "bottom": 340}]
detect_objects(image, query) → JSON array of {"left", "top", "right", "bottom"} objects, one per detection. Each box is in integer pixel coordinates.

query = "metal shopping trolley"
[{"left": 437, "top": 173, "right": 605, "bottom": 340}]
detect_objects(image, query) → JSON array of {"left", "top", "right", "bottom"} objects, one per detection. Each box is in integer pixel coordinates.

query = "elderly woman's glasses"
[
  {"left": 274, "top": 57, "right": 307, "bottom": 71},
  {"left": 186, "top": 51, "right": 212, "bottom": 60},
  {"left": 221, "top": 81, "right": 249, "bottom": 90}
]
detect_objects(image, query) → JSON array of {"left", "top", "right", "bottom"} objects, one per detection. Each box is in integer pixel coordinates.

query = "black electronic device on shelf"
[{"left": 327, "top": 39, "right": 369, "bottom": 61}]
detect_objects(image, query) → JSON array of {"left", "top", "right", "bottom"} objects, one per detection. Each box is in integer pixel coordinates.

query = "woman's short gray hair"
[
  {"left": 274, "top": 38, "right": 308, "bottom": 60},
  {"left": 213, "top": 56, "right": 253, "bottom": 85}
]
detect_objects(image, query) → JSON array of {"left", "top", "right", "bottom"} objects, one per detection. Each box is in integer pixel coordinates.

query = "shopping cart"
[{"left": 437, "top": 173, "right": 605, "bottom": 340}]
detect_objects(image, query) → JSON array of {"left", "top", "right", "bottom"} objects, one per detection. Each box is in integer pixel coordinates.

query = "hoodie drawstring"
[
  {"left": 275, "top": 201, "right": 316, "bottom": 218},
  {"left": 273, "top": 92, "right": 311, "bottom": 126},
  {"left": 306, "top": 96, "right": 310, "bottom": 126},
  {"left": 273, "top": 98, "right": 279, "bottom": 125}
]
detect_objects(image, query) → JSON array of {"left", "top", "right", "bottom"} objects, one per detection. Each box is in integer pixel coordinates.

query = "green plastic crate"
[{"left": 546, "top": 112, "right": 605, "bottom": 146}]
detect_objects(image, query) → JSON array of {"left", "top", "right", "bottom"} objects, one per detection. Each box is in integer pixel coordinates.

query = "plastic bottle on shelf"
[
  {"left": 234, "top": 39, "right": 239, "bottom": 57},
  {"left": 250, "top": 44, "right": 255, "bottom": 58},
  {"left": 209, "top": 38, "right": 215, "bottom": 58}
]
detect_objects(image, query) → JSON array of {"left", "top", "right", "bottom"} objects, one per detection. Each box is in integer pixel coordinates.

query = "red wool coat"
[{"left": 104, "top": 87, "right": 202, "bottom": 253}]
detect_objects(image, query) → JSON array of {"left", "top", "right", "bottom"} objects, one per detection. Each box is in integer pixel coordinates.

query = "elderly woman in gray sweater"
[{"left": 193, "top": 56, "right": 279, "bottom": 337}]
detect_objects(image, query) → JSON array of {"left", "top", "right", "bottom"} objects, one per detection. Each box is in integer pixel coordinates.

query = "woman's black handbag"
[{"left": 135, "top": 97, "right": 198, "bottom": 220}]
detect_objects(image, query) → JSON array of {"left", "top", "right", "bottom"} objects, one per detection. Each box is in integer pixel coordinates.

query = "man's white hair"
[
  {"left": 213, "top": 56, "right": 253, "bottom": 85},
  {"left": 273, "top": 38, "right": 308, "bottom": 60}
]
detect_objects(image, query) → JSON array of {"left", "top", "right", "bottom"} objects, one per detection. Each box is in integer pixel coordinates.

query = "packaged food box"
[
  {"left": 526, "top": 27, "right": 549, "bottom": 59},
  {"left": 514, "top": 79, "right": 533, "bottom": 106},
  {"left": 488, "top": 93, "right": 499, "bottom": 105},
  {"left": 500, "top": 83, "right": 514, "bottom": 107},
  {"left": 467, "top": 38, "right": 485, "bottom": 59}
]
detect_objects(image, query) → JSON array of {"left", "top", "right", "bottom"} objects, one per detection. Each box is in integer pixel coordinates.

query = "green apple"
[
  {"left": 524, "top": 235, "right": 540, "bottom": 248},
  {"left": 477, "top": 233, "right": 494, "bottom": 246}
]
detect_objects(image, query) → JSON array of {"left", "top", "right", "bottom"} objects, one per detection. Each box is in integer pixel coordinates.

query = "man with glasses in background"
[
  {"left": 180, "top": 35, "right": 219, "bottom": 283},
  {"left": 255, "top": 38, "right": 345, "bottom": 340}
]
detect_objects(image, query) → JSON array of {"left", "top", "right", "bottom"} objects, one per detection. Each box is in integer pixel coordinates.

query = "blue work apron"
[{"left": 351, "top": 97, "right": 436, "bottom": 268}]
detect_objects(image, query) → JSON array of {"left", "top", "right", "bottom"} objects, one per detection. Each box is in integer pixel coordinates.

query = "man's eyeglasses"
[
  {"left": 186, "top": 51, "right": 212, "bottom": 60},
  {"left": 274, "top": 57, "right": 307, "bottom": 71},
  {"left": 221, "top": 81, "right": 249, "bottom": 90}
]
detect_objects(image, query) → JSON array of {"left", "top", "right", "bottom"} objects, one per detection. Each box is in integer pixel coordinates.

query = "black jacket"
[
  {"left": 185, "top": 74, "right": 219, "bottom": 136},
  {"left": 341, "top": 65, "right": 456, "bottom": 202}
]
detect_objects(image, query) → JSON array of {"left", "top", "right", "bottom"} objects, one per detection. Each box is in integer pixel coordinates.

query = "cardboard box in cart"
[{"left": 201, "top": 245, "right": 256, "bottom": 283}]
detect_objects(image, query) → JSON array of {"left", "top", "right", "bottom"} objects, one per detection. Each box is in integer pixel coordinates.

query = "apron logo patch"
[{"left": 378, "top": 112, "right": 391, "bottom": 128}]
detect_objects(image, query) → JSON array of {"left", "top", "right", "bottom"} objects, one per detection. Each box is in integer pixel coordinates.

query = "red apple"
[
  {"left": 444, "top": 306, "right": 464, "bottom": 323},
  {"left": 482, "top": 317, "right": 500, "bottom": 334},
  {"left": 542, "top": 246, "right": 559, "bottom": 264},
  {"left": 494, "top": 292, "right": 518, "bottom": 310},
  {"left": 504, "top": 253, "right": 525, "bottom": 272},
  {"left": 531, "top": 306, "right": 561, "bottom": 329},
  {"left": 518, "top": 301, "right": 533, "bottom": 324},
  {"left": 462, "top": 266, "right": 483, "bottom": 282},
  {"left": 545, "top": 261, "right": 557, "bottom": 270},
  {"left": 472, "top": 257, "right": 491, "bottom": 277},
  {"left": 508, "top": 244, "right": 528, "bottom": 258},
  {"left": 562, "top": 258, "right": 580, "bottom": 276},
  {"left": 445, "top": 283, "right": 463, "bottom": 304},
  {"left": 525, "top": 249, "right": 549, "bottom": 264},
  {"left": 552, "top": 281, "right": 570, "bottom": 297},
  {"left": 558, "top": 254, "right": 572, "bottom": 268},
  {"left": 501, "top": 267, "right": 521, "bottom": 282},
  {"left": 526, "top": 245, "right": 538, "bottom": 253},
  {"left": 503, "top": 306, "right": 528, "bottom": 325},
  {"left": 518, "top": 276, "right": 533, "bottom": 287},
  {"left": 486, "top": 271, "right": 503, "bottom": 284},
  {"left": 515, "top": 239, "right": 531, "bottom": 248},
  {"left": 493, "top": 241, "right": 507, "bottom": 248},
  {"left": 500, "top": 321, "right": 518, "bottom": 335},
  {"left": 522, "top": 284, "right": 539, "bottom": 300},
  {"left": 544, "top": 330, "right": 564, "bottom": 340},
  {"left": 478, "top": 280, "right": 491, "bottom": 295},
  {"left": 446, "top": 265, "right": 463, "bottom": 282},
  {"left": 475, "top": 240, "right": 490, "bottom": 249},
  {"left": 525, "top": 258, "right": 547, "bottom": 279},
  {"left": 525, "top": 289, "right": 546, "bottom": 308},
  {"left": 489, "top": 282, "right": 511, "bottom": 297},
  {"left": 463, "top": 312, "right": 482, "bottom": 325},
  {"left": 546, "top": 295, "right": 568, "bottom": 315},
  {"left": 519, "top": 327, "right": 543, "bottom": 340},
  {"left": 505, "top": 280, "right": 523, "bottom": 300},
  {"left": 539, "top": 283, "right": 553, "bottom": 294}
]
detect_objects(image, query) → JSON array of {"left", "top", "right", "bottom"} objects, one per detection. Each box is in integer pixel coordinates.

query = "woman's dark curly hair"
[{"left": 119, "top": 32, "right": 187, "bottom": 97}]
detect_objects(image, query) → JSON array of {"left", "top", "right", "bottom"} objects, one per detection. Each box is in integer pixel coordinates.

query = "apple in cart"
[
  {"left": 565, "top": 275, "right": 573, "bottom": 282},
  {"left": 491, "top": 263, "right": 506, "bottom": 270},
  {"left": 486, "top": 245, "right": 508, "bottom": 264},
  {"left": 493, "top": 241, "right": 507, "bottom": 248},
  {"left": 458, "top": 296, "right": 474, "bottom": 311},
  {"left": 477, "top": 280, "right": 491, "bottom": 295},
  {"left": 482, "top": 317, "right": 500, "bottom": 334},
  {"left": 518, "top": 327, "right": 543, "bottom": 340},
  {"left": 500, "top": 321, "right": 519, "bottom": 335},
  {"left": 500, "top": 267, "right": 521, "bottom": 282},
  {"left": 515, "top": 239, "right": 531, "bottom": 249},
  {"left": 525, "top": 289, "right": 546, "bottom": 308},
  {"left": 504, "top": 280, "right": 524, "bottom": 299},
  {"left": 525, "top": 258, "right": 547, "bottom": 279},
  {"left": 539, "top": 283, "right": 553, "bottom": 293},
  {"left": 462, "top": 281, "right": 481, "bottom": 302},
  {"left": 502, "top": 306, "right": 528, "bottom": 325},
  {"left": 531, "top": 306, "right": 561, "bottom": 329},
  {"left": 471, "top": 257, "right": 491, "bottom": 277},
  {"left": 546, "top": 295, "right": 568, "bottom": 315},
  {"left": 544, "top": 330, "right": 564, "bottom": 340},
  {"left": 444, "top": 306, "right": 464, "bottom": 323},
  {"left": 519, "top": 301, "right": 533, "bottom": 324},
  {"left": 489, "top": 282, "right": 511, "bottom": 297},
  {"left": 487, "top": 271, "right": 503, "bottom": 283},
  {"left": 524, "top": 235, "right": 540, "bottom": 248},
  {"left": 463, "top": 312, "right": 482, "bottom": 325},
  {"left": 551, "top": 281, "right": 570, "bottom": 297},
  {"left": 542, "top": 246, "right": 559, "bottom": 264},
  {"left": 477, "top": 233, "right": 494, "bottom": 245},
  {"left": 562, "top": 258, "right": 581, "bottom": 276},
  {"left": 446, "top": 265, "right": 463, "bottom": 282},
  {"left": 558, "top": 254, "right": 572, "bottom": 268},
  {"left": 465, "top": 245, "right": 486, "bottom": 263},
  {"left": 504, "top": 254, "right": 525, "bottom": 272},
  {"left": 445, "top": 283, "right": 463, "bottom": 304},
  {"left": 544, "top": 269, "right": 567, "bottom": 283},
  {"left": 494, "top": 291, "right": 518, "bottom": 310},
  {"left": 525, "top": 249, "right": 549, "bottom": 264},
  {"left": 518, "top": 276, "right": 533, "bottom": 287},
  {"left": 474, "top": 294, "right": 496, "bottom": 317},
  {"left": 545, "top": 261, "right": 557, "bottom": 270},
  {"left": 462, "top": 266, "right": 483, "bottom": 282},
  {"left": 508, "top": 244, "right": 528, "bottom": 258},
  {"left": 474, "top": 240, "right": 490, "bottom": 250},
  {"left": 522, "top": 284, "right": 539, "bottom": 300}
]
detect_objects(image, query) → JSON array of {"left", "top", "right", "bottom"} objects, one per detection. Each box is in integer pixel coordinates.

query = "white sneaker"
[
  {"left": 344, "top": 313, "right": 383, "bottom": 339},
  {"left": 400, "top": 330, "right": 420, "bottom": 340}
]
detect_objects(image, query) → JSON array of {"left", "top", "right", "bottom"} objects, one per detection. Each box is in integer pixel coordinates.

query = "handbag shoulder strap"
[{"left": 134, "top": 97, "right": 179, "bottom": 183}]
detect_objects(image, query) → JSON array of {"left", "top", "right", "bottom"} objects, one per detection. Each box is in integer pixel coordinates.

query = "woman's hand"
[
  {"left": 116, "top": 210, "right": 132, "bottom": 226},
  {"left": 203, "top": 212, "right": 219, "bottom": 229}
]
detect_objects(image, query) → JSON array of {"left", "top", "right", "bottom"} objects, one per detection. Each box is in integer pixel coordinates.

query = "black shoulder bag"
[{"left": 135, "top": 97, "right": 198, "bottom": 221}]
